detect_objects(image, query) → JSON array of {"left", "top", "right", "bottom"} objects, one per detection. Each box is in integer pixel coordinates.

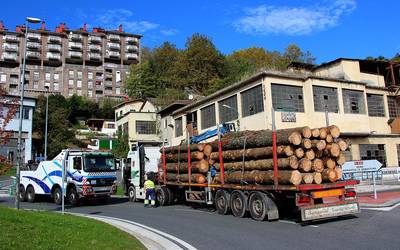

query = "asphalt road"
[{"left": 1, "top": 196, "right": 400, "bottom": 250}]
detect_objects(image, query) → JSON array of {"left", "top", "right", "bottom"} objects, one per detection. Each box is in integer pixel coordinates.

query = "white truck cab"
[
  {"left": 19, "top": 149, "right": 117, "bottom": 206},
  {"left": 122, "top": 143, "right": 161, "bottom": 201}
]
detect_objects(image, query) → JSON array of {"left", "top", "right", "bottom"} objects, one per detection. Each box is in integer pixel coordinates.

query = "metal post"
[
  {"left": 15, "top": 20, "right": 29, "bottom": 209},
  {"left": 61, "top": 153, "right": 65, "bottom": 214},
  {"left": 44, "top": 87, "right": 49, "bottom": 160},
  {"left": 217, "top": 123, "right": 225, "bottom": 184},
  {"left": 271, "top": 108, "right": 278, "bottom": 189},
  {"left": 325, "top": 105, "right": 329, "bottom": 127},
  {"left": 187, "top": 131, "right": 191, "bottom": 188},
  {"left": 373, "top": 171, "right": 377, "bottom": 200}
]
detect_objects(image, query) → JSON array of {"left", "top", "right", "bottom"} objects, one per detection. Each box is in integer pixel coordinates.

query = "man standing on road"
[{"left": 144, "top": 173, "right": 156, "bottom": 208}]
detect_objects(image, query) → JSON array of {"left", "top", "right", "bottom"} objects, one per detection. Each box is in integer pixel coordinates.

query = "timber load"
[{"left": 159, "top": 125, "right": 348, "bottom": 186}]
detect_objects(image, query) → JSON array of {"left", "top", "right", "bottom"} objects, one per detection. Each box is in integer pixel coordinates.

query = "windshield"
[{"left": 84, "top": 155, "right": 116, "bottom": 172}]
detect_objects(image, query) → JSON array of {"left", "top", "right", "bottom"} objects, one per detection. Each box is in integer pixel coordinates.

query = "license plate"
[{"left": 302, "top": 203, "right": 359, "bottom": 221}]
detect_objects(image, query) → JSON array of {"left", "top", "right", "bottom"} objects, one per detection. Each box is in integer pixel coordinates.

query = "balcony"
[
  {"left": 125, "top": 53, "right": 138, "bottom": 60},
  {"left": 106, "top": 50, "right": 120, "bottom": 59},
  {"left": 125, "top": 36, "right": 138, "bottom": 44},
  {"left": 68, "top": 51, "right": 82, "bottom": 59},
  {"left": 26, "top": 51, "right": 41, "bottom": 59},
  {"left": 105, "top": 81, "right": 113, "bottom": 87},
  {"left": 107, "top": 34, "right": 120, "bottom": 41},
  {"left": 125, "top": 45, "right": 138, "bottom": 52},
  {"left": 48, "top": 36, "right": 62, "bottom": 44},
  {"left": 107, "top": 43, "right": 120, "bottom": 51},
  {"left": 2, "top": 44, "right": 19, "bottom": 52},
  {"left": 47, "top": 44, "right": 62, "bottom": 52},
  {"left": 69, "top": 42, "right": 83, "bottom": 50},
  {"left": 4, "top": 34, "right": 19, "bottom": 43},
  {"left": 1, "top": 52, "right": 18, "bottom": 61},
  {"left": 46, "top": 52, "right": 61, "bottom": 61},
  {"left": 69, "top": 33, "right": 83, "bottom": 41},
  {"left": 95, "top": 84, "right": 104, "bottom": 90},
  {"left": 88, "top": 44, "right": 101, "bottom": 52},
  {"left": 26, "top": 42, "right": 41, "bottom": 50},
  {"left": 27, "top": 33, "right": 41, "bottom": 41},
  {"left": 88, "top": 52, "right": 101, "bottom": 61},
  {"left": 89, "top": 36, "right": 102, "bottom": 43}
]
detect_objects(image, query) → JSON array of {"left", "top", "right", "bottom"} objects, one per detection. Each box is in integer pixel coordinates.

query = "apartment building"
[
  {"left": 164, "top": 58, "right": 400, "bottom": 168},
  {"left": 0, "top": 21, "right": 141, "bottom": 100},
  {"left": 114, "top": 99, "right": 160, "bottom": 148}
]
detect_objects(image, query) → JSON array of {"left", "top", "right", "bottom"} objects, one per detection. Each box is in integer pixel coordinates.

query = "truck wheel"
[
  {"left": 156, "top": 187, "right": 169, "bottom": 206},
  {"left": 19, "top": 185, "right": 26, "bottom": 202},
  {"left": 249, "top": 191, "right": 268, "bottom": 221},
  {"left": 166, "top": 188, "right": 174, "bottom": 205},
  {"left": 231, "top": 190, "right": 248, "bottom": 218},
  {"left": 128, "top": 186, "right": 137, "bottom": 202},
  {"left": 215, "top": 190, "right": 231, "bottom": 215},
  {"left": 68, "top": 187, "right": 79, "bottom": 207},
  {"left": 26, "top": 185, "right": 35, "bottom": 203},
  {"left": 52, "top": 186, "right": 62, "bottom": 205}
]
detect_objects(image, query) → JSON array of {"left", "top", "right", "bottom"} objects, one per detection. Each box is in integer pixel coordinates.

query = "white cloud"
[
  {"left": 234, "top": 0, "right": 356, "bottom": 35},
  {"left": 160, "top": 29, "right": 179, "bottom": 36},
  {"left": 95, "top": 9, "right": 159, "bottom": 33}
]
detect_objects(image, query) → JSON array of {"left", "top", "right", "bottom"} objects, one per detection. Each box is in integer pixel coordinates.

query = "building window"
[
  {"left": 88, "top": 81, "right": 93, "bottom": 89},
  {"left": 359, "top": 144, "right": 386, "bottom": 167},
  {"left": 0, "top": 74, "right": 6, "bottom": 82},
  {"left": 107, "top": 123, "right": 115, "bottom": 129},
  {"left": 88, "top": 90, "right": 93, "bottom": 97},
  {"left": 68, "top": 79, "right": 74, "bottom": 86},
  {"left": 388, "top": 96, "right": 399, "bottom": 119},
  {"left": 54, "top": 73, "right": 59, "bottom": 81},
  {"left": 186, "top": 111, "right": 198, "bottom": 130},
  {"left": 45, "top": 72, "right": 51, "bottom": 81},
  {"left": 175, "top": 117, "right": 183, "bottom": 137},
  {"left": 88, "top": 72, "right": 93, "bottom": 80},
  {"left": 343, "top": 89, "right": 365, "bottom": 114},
  {"left": 77, "top": 89, "right": 82, "bottom": 95},
  {"left": 201, "top": 104, "right": 216, "bottom": 129},
  {"left": 241, "top": 85, "right": 264, "bottom": 117},
  {"left": 33, "top": 71, "right": 40, "bottom": 80},
  {"left": 77, "top": 80, "right": 82, "bottom": 88},
  {"left": 313, "top": 86, "right": 339, "bottom": 112},
  {"left": 271, "top": 84, "right": 304, "bottom": 112},
  {"left": 136, "top": 121, "right": 156, "bottom": 135},
  {"left": 53, "top": 83, "right": 59, "bottom": 91},
  {"left": 23, "top": 107, "right": 30, "bottom": 120},
  {"left": 219, "top": 95, "right": 238, "bottom": 123},
  {"left": 33, "top": 81, "right": 39, "bottom": 89},
  {"left": 116, "top": 87, "right": 120, "bottom": 95},
  {"left": 77, "top": 71, "right": 82, "bottom": 80},
  {"left": 367, "top": 94, "right": 385, "bottom": 117},
  {"left": 69, "top": 70, "right": 74, "bottom": 79}
]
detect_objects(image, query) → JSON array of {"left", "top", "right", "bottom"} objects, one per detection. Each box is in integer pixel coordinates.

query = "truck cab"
[
  {"left": 122, "top": 143, "right": 161, "bottom": 201},
  {"left": 20, "top": 149, "right": 117, "bottom": 206}
]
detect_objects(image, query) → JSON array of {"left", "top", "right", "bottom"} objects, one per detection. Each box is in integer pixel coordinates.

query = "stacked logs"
[{"left": 160, "top": 125, "right": 348, "bottom": 186}]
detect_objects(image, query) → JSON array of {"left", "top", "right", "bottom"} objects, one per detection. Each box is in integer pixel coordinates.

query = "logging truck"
[{"left": 125, "top": 126, "right": 360, "bottom": 222}]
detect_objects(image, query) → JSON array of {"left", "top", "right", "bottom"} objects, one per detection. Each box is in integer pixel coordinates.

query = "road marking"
[
  {"left": 279, "top": 219, "right": 319, "bottom": 227},
  {"left": 174, "top": 208, "right": 209, "bottom": 213},
  {"left": 361, "top": 202, "right": 400, "bottom": 212}
]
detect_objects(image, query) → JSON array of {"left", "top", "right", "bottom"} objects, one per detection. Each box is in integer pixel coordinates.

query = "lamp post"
[
  {"left": 44, "top": 85, "right": 49, "bottom": 160},
  {"left": 221, "top": 104, "right": 240, "bottom": 131},
  {"left": 15, "top": 17, "right": 41, "bottom": 210}
]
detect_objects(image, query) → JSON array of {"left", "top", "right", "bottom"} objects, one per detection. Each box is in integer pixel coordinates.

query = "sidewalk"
[{"left": 356, "top": 182, "right": 400, "bottom": 208}]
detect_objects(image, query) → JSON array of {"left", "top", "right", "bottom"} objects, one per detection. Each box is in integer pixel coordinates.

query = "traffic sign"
[{"left": 342, "top": 160, "right": 382, "bottom": 174}]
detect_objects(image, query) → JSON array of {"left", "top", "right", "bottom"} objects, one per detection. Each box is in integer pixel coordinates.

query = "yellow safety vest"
[{"left": 144, "top": 180, "right": 155, "bottom": 189}]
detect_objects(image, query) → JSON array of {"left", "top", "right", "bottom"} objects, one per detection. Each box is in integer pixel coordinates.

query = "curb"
[
  {"left": 359, "top": 198, "right": 400, "bottom": 208},
  {"left": 69, "top": 212, "right": 197, "bottom": 250}
]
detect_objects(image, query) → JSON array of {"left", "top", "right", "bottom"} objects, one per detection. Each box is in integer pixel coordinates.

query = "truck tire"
[
  {"left": 67, "top": 187, "right": 79, "bottom": 207},
  {"left": 166, "top": 188, "right": 174, "bottom": 205},
  {"left": 230, "top": 190, "right": 248, "bottom": 218},
  {"left": 52, "top": 186, "right": 62, "bottom": 205},
  {"left": 128, "top": 186, "right": 137, "bottom": 202},
  {"left": 249, "top": 191, "right": 268, "bottom": 221},
  {"left": 156, "top": 187, "right": 169, "bottom": 206},
  {"left": 19, "top": 185, "right": 26, "bottom": 202},
  {"left": 26, "top": 185, "right": 35, "bottom": 203},
  {"left": 215, "top": 190, "right": 231, "bottom": 215}
]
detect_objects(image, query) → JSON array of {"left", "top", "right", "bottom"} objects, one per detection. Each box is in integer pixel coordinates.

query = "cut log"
[
  {"left": 311, "top": 128, "right": 320, "bottom": 138},
  {"left": 301, "top": 126, "right": 312, "bottom": 139},
  {"left": 336, "top": 153, "right": 346, "bottom": 165},
  {"left": 165, "top": 151, "right": 204, "bottom": 162},
  {"left": 312, "top": 159, "right": 324, "bottom": 173},
  {"left": 319, "top": 127, "right": 328, "bottom": 139},
  {"left": 163, "top": 143, "right": 205, "bottom": 154},
  {"left": 325, "top": 134, "right": 333, "bottom": 143},
  {"left": 323, "top": 157, "right": 336, "bottom": 169},
  {"left": 335, "top": 167, "right": 343, "bottom": 180},
  {"left": 302, "top": 139, "right": 312, "bottom": 149},
  {"left": 295, "top": 148, "right": 305, "bottom": 158},
  {"left": 217, "top": 170, "right": 302, "bottom": 185},
  {"left": 313, "top": 172, "right": 322, "bottom": 184},
  {"left": 322, "top": 168, "right": 337, "bottom": 182},
  {"left": 326, "top": 143, "right": 340, "bottom": 157},
  {"left": 209, "top": 145, "right": 293, "bottom": 162},
  {"left": 305, "top": 149, "right": 315, "bottom": 160},
  {"left": 203, "top": 144, "right": 213, "bottom": 157},
  {"left": 165, "top": 159, "right": 209, "bottom": 173},
  {"left": 165, "top": 173, "right": 206, "bottom": 184},
  {"left": 337, "top": 139, "right": 348, "bottom": 151},
  {"left": 328, "top": 125, "right": 341, "bottom": 138},
  {"left": 302, "top": 173, "right": 314, "bottom": 184},
  {"left": 214, "top": 157, "right": 299, "bottom": 171},
  {"left": 312, "top": 140, "right": 327, "bottom": 151},
  {"left": 299, "top": 159, "right": 312, "bottom": 172}
]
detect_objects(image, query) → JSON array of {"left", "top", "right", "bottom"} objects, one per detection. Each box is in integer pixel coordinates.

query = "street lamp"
[
  {"left": 15, "top": 16, "right": 42, "bottom": 210},
  {"left": 221, "top": 104, "right": 240, "bottom": 131},
  {"left": 44, "top": 85, "right": 49, "bottom": 160}
]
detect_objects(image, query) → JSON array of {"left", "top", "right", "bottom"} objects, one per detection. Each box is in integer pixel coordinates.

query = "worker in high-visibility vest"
[{"left": 144, "top": 173, "right": 156, "bottom": 207}]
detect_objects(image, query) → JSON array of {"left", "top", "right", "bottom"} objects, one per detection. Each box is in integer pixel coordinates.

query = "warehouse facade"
[{"left": 165, "top": 58, "right": 400, "bottom": 168}]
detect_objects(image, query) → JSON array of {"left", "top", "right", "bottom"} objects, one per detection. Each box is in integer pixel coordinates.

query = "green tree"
[
  {"left": 98, "top": 98, "right": 123, "bottom": 119},
  {"left": 112, "top": 130, "right": 129, "bottom": 159},
  {"left": 125, "top": 61, "right": 159, "bottom": 98}
]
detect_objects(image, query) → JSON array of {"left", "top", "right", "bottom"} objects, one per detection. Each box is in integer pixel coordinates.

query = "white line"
[{"left": 361, "top": 202, "right": 400, "bottom": 212}]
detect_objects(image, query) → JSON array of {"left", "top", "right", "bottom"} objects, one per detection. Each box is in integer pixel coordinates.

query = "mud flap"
[{"left": 264, "top": 195, "right": 279, "bottom": 221}]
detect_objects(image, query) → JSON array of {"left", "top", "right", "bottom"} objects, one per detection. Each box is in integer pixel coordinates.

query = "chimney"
[
  {"left": 119, "top": 24, "right": 123, "bottom": 32},
  {"left": 83, "top": 23, "right": 87, "bottom": 32},
  {"left": 55, "top": 22, "right": 66, "bottom": 33},
  {"left": 41, "top": 21, "right": 45, "bottom": 30},
  {"left": 16, "top": 25, "right": 25, "bottom": 33},
  {"left": 0, "top": 21, "right": 4, "bottom": 30}
]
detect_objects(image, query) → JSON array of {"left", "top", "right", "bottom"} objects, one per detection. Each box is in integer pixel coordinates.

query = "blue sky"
[{"left": 2, "top": 0, "right": 399, "bottom": 63}]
